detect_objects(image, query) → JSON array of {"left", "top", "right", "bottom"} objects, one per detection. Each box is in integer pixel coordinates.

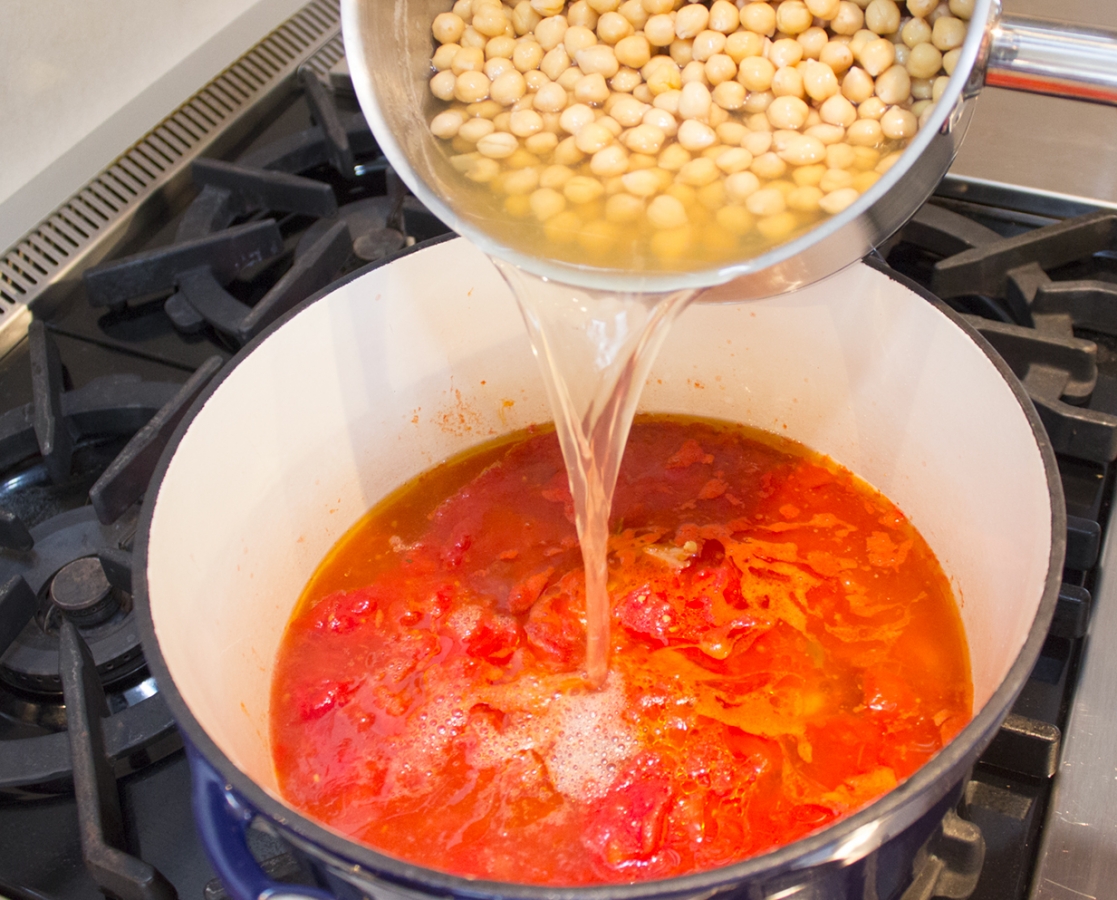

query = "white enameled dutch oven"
[{"left": 135, "top": 235, "right": 1063, "bottom": 900}]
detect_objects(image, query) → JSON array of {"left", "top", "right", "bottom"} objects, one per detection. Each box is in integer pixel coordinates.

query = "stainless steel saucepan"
[{"left": 341, "top": 0, "right": 1117, "bottom": 296}]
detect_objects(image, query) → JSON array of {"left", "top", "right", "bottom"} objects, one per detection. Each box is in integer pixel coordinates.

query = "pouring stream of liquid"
[{"left": 495, "top": 260, "right": 697, "bottom": 687}]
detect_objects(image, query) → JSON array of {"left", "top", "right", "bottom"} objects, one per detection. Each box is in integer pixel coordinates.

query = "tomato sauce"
[{"left": 270, "top": 417, "right": 971, "bottom": 885}]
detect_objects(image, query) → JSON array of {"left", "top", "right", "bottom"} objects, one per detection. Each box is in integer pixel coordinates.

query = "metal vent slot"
[{"left": 0, "top": 0, "right": 342, "bottom": 356}]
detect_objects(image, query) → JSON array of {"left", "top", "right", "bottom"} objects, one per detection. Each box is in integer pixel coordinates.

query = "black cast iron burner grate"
[
  {"left": 81, "top": 68, "right": 450, "bottom": 351},
  {"left": 0, "top": 325, "right": 224, "bottom": 899}
]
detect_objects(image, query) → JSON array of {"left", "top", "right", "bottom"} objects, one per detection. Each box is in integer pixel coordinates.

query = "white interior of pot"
[{"left": 147, "top": 237, "right": 1052, "bottom": 799}]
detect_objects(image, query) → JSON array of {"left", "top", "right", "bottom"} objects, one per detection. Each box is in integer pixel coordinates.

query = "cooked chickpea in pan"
[{"left": 425, "top": 0, "right": 971, "bottom": 272}]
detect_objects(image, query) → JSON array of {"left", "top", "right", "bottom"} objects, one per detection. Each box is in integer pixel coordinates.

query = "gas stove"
[{"left": 3, "top": 2, "right": 1117, "bottom": 900}]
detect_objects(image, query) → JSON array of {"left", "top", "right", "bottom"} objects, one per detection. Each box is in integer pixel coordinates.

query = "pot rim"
[{"left": 134, "top": 236, "right": 1066, "bottom": 899}]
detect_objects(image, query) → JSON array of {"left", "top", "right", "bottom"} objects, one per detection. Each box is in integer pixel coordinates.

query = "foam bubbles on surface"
[{"left": 468, "top": 672, "right": 637, "bottom": 802}]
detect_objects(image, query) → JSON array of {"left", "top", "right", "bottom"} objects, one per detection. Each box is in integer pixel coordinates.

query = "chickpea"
[
  {"left": 864, "top": 0, "right": 901, "bottom": 35},
  {"left": 725, "top": 30, "right": 765, "bottom": 63},
  {"left": 725, "top": 170, "right": 761, "bottom": 201},
  {"left": 771, "top": 66, "right": 806, "bottom": 99},
  {"left": 846, "top": 117, "right": 883, "bottom": 146},
  {"left": 805, "top": 122, "right": 846, "bottom": 144},
  {"left": 679, "top": 81, "right": 714, "bottom": 120},
  {"left": 617, "top": 0, "right": 648, "bottom": 28},
  {"left": 751, "top": 151, "right": 788, "bottom": 179},
  {"left": 620, "top": 167, "right": 661, "bottom": 196},
  {"left": 880, "top": 106, "right": 917, "bottom": 139},
  {"left": 792, "top": 163, "right": 826, "bottom": 185},
  {"left": 452, "top": 46, "right": 486, "bottom": 74},
  {"left": 674, "top": 3, "right": 710, "bottom": 39},
  {"left": 716, "top": 120, "right": 747, "bottom": 144},
  {"left": 831, "top": 1, "right": 865, "bottom": 35},
  {"left": 692, "top": 30, "right": 728, "bottom": 62},
  {"left": 578, "top": 44, "right": 621, "bottom": 76},
  {"left": 907, "top": 0, "right": 938, "bottom": 16},
  {"left": 705, "top": 54, "right": 738, "bottom": 86},
  {"left": 659, "top": 142, "right": 693, "bottom": 170},
  {"left": 949, "top": 0, "right": 974, "bottom": 18},
  {"left": 942, "top": 47, "right": 961, "bottom": 75},
  {"left": 605, "top": 192, "right": 645, "bottom": 222},
  {"left": 740, "top": 2, "right": 778, "bottom": 36},
  {"left": 932, "top": 15, "right": 966, "bottom": 50},
  {"left": 645, "top": 107, "right": 679, "bottom": 135},
  {"left": 524, "top": 69, "right": 549, "bottom": 90},
  {"left": 856, "top": 95, "right": 886, "bottom": 118},
  {"left": 841, "top": 66, "right": 875, "bottom": 102},
  {"left": 743, "top": 130, "right": 773, "bottom": 156},
  {"left": 788, "top": 184, "right": 824, "bottom": 211},
  {"left": 670, "top": 38, "right": 695, "bottom": 66},
  {"left": 491, "top": 69, "right": 529, "bottom": 104},
  {"left": 803, "top": 60, "right": 840, "bottom": 101},
  {"left": 647, "top": 59, "right": 683, "bottom": 94},
  {"left": 738, "top": 56, "right": 776, "bottom": 92},
  {"left": 775, "top": 3, "right": 814, "bottom": 35},
  {"left": 819, "top": 187, "right": 860, "bottom": 214},
  {"left": 562, "top": 174, "right": 605, "bottom": 203},
  {"left": 819, "top": 167, "right": 854, "bottom": 192},
  {"left": 681, "top": 60, "right": 708, "bottom": 85},
  {"left": 541, "top": 45, "right": 571, "bottom": 79},
  {"left": 505, "top": 167, "right": 542, "bottom": 195},
  {"left": 712, "top": 80, "right": 747, "bottom": 109},
  {"left": 609, "top": 66, "right": 641, "bottom": 91},
  {"left": 610, "top": 94, "right": 650, "bottom": 124},
  {"left": 477, "top": 130, "right": 520, "bottom": 157},
  {"left": 874, "top": 64, "right": 911, "bottom": 104},
  {"left": 806, "top": 0, "right": 841, "bottom": 18},
  {"left": 534, "top": 15, "right": 569, "bottom": 50},
  {"left": 509, "top": 108, "right": 545, "bottom": 136},
  {"left": 644, "top": 13, "right": 676, "bottom": 46},
  {"left": 743, "top": 91, "right": 775, "bottom": 114},
  {"left": 677, "top": 118, "right": 718, "bottom": 151},
  {"left": 798, "top": 27, "right": 829, "bottom": 59},
  {"left": 564, "top": 24, "right": 599, "bottom": 55},
  {"left": 716, "top": 146, "right": 754, "bottom": 173},
  {"left": 522, "top": 131, "right": 558, "bottom": 154},
  {"left": 512, "top": 1, "right": 543, "bottom": 34},
  {"left": 567, "top": 0, "right": 599, "bottom": 28},
  {"left": 819, "top": 40, "right": 855, "bottom": 75},
  {"left": 858, "top": 37, "right": 895, "bottom": 76},
  {"left": 591, "top": 143, "right": 630, "bottom": 175},
  {"left": 746, "top": 186, "right": 787, "bottom": 216},
  {"left": 709, "top": 0, "right": 740, "bottom": 34},
  {"left": 433, "top": 12, "right": 467, "bottom": 43},
  {"left": 430, "top": 70, "right": 459, "bottom": 101},
  {"left": 767, "top": 95, "right": 811, "bottom": 129},
  {"left": 562, "top": 103, "right": 598, "bottom": 132},
  {"left": 596, "top": 10, "right": 633, "bottom": 42},
  {"left": 770, "top": 38, "right": 805, "bottom": 68},
  {"left": 474, "top": 5, "right": 510, "bottom": 37},
  {"left": 677, "top": 156, "right": 721, "bottom": 185},
  {"left": 615, "top": 34, "right": 652, "bottom": 67}
]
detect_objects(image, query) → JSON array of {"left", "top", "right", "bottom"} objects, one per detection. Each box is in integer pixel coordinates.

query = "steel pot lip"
[{"left": 134, "top": 236, "right": 1064, "bottom": 900}]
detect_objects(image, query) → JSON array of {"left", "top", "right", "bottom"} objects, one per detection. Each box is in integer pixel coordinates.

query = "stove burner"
[
  {"left": 80, "top": 68, "right": 409, "bottom": 351},
  {"left": 50, "top": 556, "right": 118, "bottom": 627},
  {"left": 297, "top": 197, "right": 407, "bottom": 264}
]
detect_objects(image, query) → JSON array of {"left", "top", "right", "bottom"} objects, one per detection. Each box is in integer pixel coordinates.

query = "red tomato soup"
[{"left": 270, "top": 416, "right": 971, "bottom": 885}]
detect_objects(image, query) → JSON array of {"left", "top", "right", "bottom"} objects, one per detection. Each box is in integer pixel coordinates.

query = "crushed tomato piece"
[{"left": 271, "top": 417, "right": 971, "bottom": 886}]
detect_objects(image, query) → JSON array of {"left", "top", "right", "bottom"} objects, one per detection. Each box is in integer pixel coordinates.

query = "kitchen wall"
[{"left": 0, "top": 0, "right": 307, "bottom": 251}]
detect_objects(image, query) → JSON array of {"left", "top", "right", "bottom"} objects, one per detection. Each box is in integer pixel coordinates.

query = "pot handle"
[
  {"left": 986, "top": 14, "right": 1117, "bottom": 105},
  {"left": 188, "top": 745, "right": 335, "bottom": 900}
]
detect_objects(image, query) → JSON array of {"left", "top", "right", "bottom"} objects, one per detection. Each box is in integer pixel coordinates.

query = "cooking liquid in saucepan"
[{"left": 270, "top": 416, "right": 972, "bottom": 883}]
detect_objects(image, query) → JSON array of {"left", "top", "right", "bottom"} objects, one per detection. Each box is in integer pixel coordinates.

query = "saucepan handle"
[
  {"left": 188, "top": 744, "right": 336, "bottom": 900},
  {"left": 986, "top": 14, "right": 1117, "bottom": 105}
]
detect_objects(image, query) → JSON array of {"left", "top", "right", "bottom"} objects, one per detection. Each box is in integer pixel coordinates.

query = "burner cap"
[
  {"left": 50, "top": 557, "right": 118, "bottom": 626},
  {"left": 353, "top": 228, "right": 405, "bottom": 262}
]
